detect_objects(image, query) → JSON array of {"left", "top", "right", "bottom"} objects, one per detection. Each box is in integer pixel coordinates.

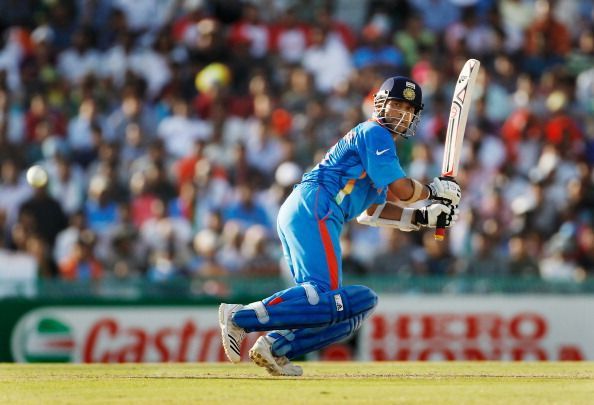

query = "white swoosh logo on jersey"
[{"left": 376, "top": 148, "right": 390, "bottom": 155}]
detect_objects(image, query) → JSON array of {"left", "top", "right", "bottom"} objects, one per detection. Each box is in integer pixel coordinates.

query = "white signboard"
[{"left": 358, "top": 295, "right": 594, "bottom": 361}]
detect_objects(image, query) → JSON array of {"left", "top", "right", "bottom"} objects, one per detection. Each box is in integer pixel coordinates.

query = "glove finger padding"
[
  {"left": 442, "top": 181, "right": 461, "bottom": 206},
  {"left": 426, "top": 177, "right": 461, "bottom": 206},
  {"left": 450, "top": 205, "right": 460, "bottom": 224},
  {"left": 415, "top": 203, "right": 458, "bottom": 228}
]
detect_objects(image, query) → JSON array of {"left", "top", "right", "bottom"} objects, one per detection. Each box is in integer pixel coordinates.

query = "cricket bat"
[{"left": 435, "top": 59, "right": 481, "bottom": 241}]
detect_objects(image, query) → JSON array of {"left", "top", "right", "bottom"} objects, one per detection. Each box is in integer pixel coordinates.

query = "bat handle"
[
  {"left": 434, "top": 216, "right": 447, "bottom": 241},
  {"left": 434, "top": 175, "right": 454, "bottom": 241}
]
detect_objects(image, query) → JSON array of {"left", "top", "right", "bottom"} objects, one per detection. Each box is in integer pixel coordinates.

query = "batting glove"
[
  {"left": 426, "top": 177, "right": 462, "bottom": 206},
  {"left": 415, "top": 203, "right": 460, "bottom": 228}
]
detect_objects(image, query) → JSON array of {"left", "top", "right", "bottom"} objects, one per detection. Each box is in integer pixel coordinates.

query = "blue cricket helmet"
[{"left": 373, "top": 76, "right": 424, "bottom": 138}]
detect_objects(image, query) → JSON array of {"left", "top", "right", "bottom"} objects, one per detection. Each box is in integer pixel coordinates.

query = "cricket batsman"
[{"left": 219, "top": 76, "right": 461, "bottom": 376}]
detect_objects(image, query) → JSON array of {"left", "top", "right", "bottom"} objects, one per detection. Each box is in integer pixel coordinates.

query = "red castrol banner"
[{"left": 10, "top": 307, "right": 262, "bottom": 363}]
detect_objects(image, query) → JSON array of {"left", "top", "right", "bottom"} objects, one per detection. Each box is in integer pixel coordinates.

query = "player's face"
[{"left": 384, "top": 99, "right": 416, "bottom": 135}]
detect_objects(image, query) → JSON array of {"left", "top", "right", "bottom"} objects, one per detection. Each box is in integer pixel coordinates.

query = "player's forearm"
[
  {"left": 360, "top": 201, "right": 458, "bottom": 229},
  {"left": 388, "top": 178, "right": 429, "bottom": 204},
  {"left": 367, "top": 203, "right": 403, "bottom": 218}
]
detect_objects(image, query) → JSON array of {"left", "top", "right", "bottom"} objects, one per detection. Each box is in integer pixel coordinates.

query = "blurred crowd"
[{"left": 0, "top": 0, "right": 593, "bottom": 285}]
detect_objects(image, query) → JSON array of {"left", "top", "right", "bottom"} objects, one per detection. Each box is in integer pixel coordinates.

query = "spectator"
[
  {"left": 463, "top": 232, "right": 508, "bottom": 276},
  {"left": 174, "top": 139, "right": 206, "bottom": 187},
  {"left": 57, "top": 29, "right": 101, "bottom": 84},
  {"left": 444, "top": 6, "right": 498, "bottom": 57},
  {"left": 539, "top": 232, "right": 585, "bottom": 281},
  {"left": 414, "top": 231, "right": 458, "bottom": 276},
  {"left": 270, "top": 6, "right": 310, "bottom": 64},
  {"left": 0, "top": 27, "right": 25, "bottom": 92},
  {"left": 146, "top": 247, "right": 185, "bottom": 282},
  {"left": 140, "top": 198, "right": 193, "bottom": 262},
  {"left": 217, "top": 220, "right": 245, "bottom": 273},
  {"left": 54, "top": 210, "right": 87, "bottom": 265},
  {"left": 228, "top": 3, "right": 271, "bottom": 59},
  {"left": 522, "top": 0, "right": 571, "bottom": 77},
  {"left": 121, "top": 122, "right": 148, "bottom": 171},
  {"left": 129, "top": 170, "right": 160, "bottom": 228},
  {"left": 172, "top": 0, "right": 210, "bottom": 47},
  {"left": 507, "top": 235, "right": 540, "bottom": 277},
  {"left": 244, "top": 117, "right": 284, "bottom": 177},
  {"left": 302, "top": 26, "right": 353, "bottom": 94},
  {"left": 105, "top": 91, "right": 157, "bottom": 142},
  {"left": 240, "top": 225, "right": 279, "bottom": 276},
  {"left": 313, "top": 6, "right": 357, "bottom": 51},
  {"left": 499, "top": 0, "right": 536, "bottom": 52},
  {"left": 132, "top": 30, "right": 177, "bottom": 99},
  {"left": 59, "top": 230, "right": 103, "bottom": 280},
  {"left": 410, "top": 0, "right": 461, "bottom": 34},
  {"left": 84, "top": 175, "right": 119, "bottom": 236},
  {"left": 193, "top": 159, "right": 232, "bottom": 230},
  {"left": 565, "top": 30, "right": 594, "bottom": 78},
  {"left": 223, "top": 183, "right": 271, "bottom": 232},
  {"left": 157, "top": 97, "right": 212, "bottom": 158},
  {"left": 105, "top": 227, "right": 145, "bottom": 280},
  {"left": 189, "top": 228, "right": 226, "bottom": 276},
  {"left": 352, "top": 24, "right": 404, "bottom": 72},
  {"left": 394, "top": 13, "right": 436, "bottom": 69},
  {"left": 0, "top": 159, "right": 31, "bottom": 228},
  {"left": 112, "top": 0, "right": 177, "bottom": 35},
  {"left": 18, "top": 167, "right": 67, "bottom": 248},
  {"left": 25, "top": 232, "right": 58, "bottom": 278},
  {"left": 47, "top": 153, "right": 86, "bottom": 215},
  {"left": 543, "top": 91, "right": 583, "bottom": 150},
  {"left": 100, "top": 31, "right": 138, "bottom": 89},
  {"left": 24, "top": 93, "right": 66, "bottom": 144},
  {"left": 281, "top": 66, "right": 315, "bottom": 114},
  {"left": 0, "top": 89, "right": 24, "bottom": 144},
  {"left": 144, "top": 161, "right": 177, "bottom": 203}
]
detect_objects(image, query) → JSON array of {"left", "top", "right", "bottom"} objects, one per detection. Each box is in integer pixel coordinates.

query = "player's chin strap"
[{"left": 356, "top": 202, "right": 420, "bottom": 232}]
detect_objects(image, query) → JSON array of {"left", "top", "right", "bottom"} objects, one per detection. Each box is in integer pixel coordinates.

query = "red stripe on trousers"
[{"left": 318, "top": 220, "right": 339, "bottom": 290}]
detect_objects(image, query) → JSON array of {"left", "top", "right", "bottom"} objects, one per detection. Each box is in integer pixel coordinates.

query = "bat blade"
[{"left": 435, "top": 59, "right": 480, "bottom": 241}]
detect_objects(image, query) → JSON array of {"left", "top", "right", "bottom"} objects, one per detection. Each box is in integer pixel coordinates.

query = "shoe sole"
[
  {"left": 249, "top": 346, "right": 282, "bottom": 376},
  {"left": 219, "top": 304, "right": 241, "bottom": 364}
]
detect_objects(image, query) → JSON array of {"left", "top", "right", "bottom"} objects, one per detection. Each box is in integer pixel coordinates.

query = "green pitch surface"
[{"left": 1, "top": 362, "right": 593, "bottom": 404}]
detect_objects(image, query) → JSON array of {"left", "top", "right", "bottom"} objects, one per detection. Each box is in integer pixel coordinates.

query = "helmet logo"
[{"left": 403, "top": 87, "right": 416, "bottom": 101}]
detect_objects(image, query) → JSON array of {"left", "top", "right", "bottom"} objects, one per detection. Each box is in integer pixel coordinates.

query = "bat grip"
[
  {"left": 434, "top": 214, "right": 447, "bottom": 241},
  {"left": 434, "top": 176, "right": 454, "bottom": 241}
]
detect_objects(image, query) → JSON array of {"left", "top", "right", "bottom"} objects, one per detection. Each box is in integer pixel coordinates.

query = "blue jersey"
[{"left": 301, "top": 120, "right": 407, "bottom": 222}]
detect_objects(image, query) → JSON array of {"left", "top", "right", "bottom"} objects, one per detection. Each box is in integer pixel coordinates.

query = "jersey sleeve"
[
  {"left": 357, "top": 124, "right": 406, "bottom": 188},
  {"left": 374, "top": 187, "right": 388, "bottom": 204}
]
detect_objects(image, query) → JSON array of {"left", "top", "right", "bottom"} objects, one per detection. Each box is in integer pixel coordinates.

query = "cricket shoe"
[
  {"left": 249, "top": 336, "right": 303, "bottom": 377},
  {"left": 219, "top": 303, "right": 246, "bottom": 363}
]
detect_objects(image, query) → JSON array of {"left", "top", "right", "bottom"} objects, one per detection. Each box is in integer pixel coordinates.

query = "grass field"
[{"left": 1, "top": 362, "right": 593, "bottom": 404}]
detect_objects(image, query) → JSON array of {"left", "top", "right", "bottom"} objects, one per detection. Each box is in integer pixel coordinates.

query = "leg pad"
[{"left": 233, "top": 284, "right": 377, "bottom": 333}]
